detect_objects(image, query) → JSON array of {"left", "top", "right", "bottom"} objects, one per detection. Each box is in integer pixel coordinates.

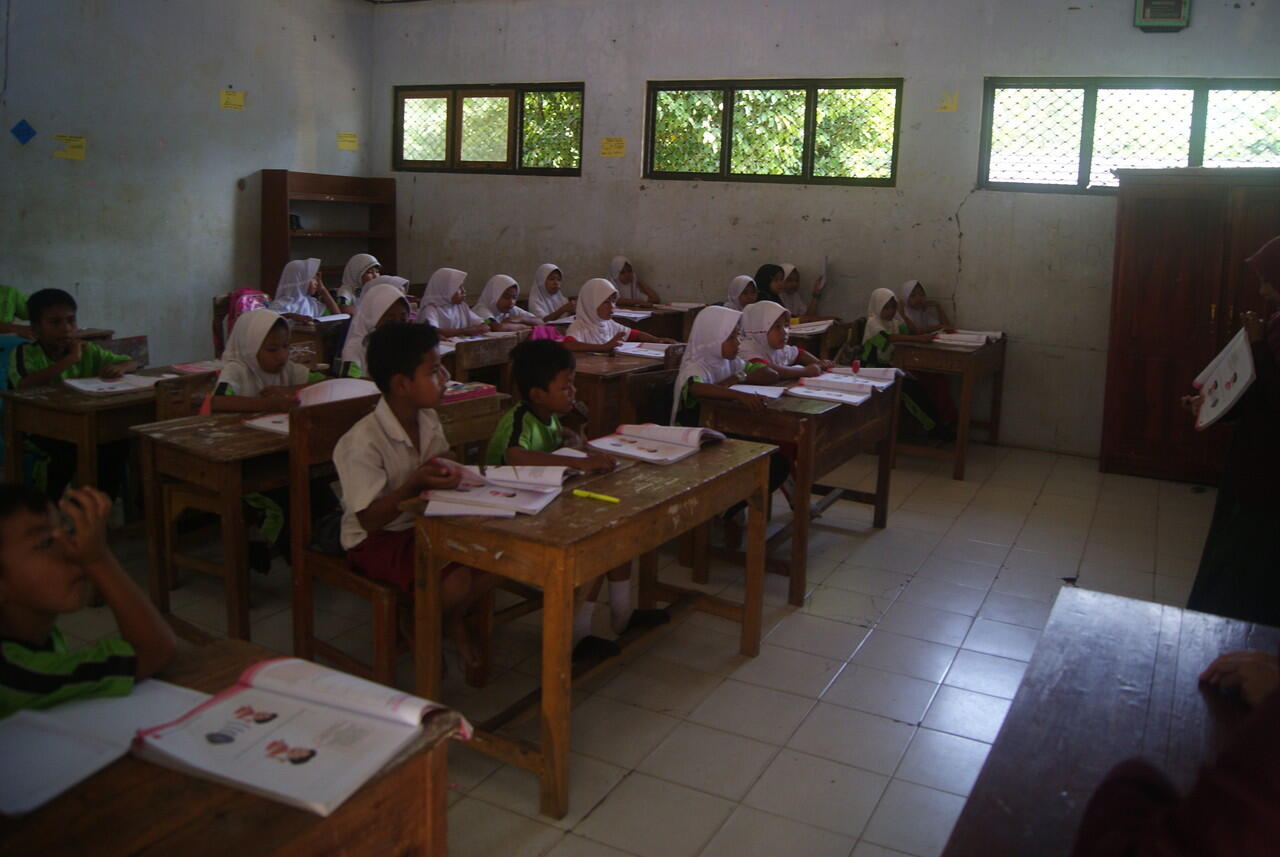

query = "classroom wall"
[
  {"left": 0, "top": 0, "right": 374, "bottom": 366},
  {"left": 370, "top": 0, "right": 1279, "bottom": 457}
]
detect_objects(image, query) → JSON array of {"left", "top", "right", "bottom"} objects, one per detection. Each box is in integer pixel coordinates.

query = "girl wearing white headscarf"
[
  {"left": 269, "top": 258, "right": 340, "bottom": 320},
  {"left": 609, "top": 255, "right": 660, "bottom": 305},
  {"left": 473, "top": 274, "right": 540, "bottom": 328},
  {"left": 360, "top": 274, "right": 409, "bottom": 297},
  {"left": 896, "top": 279, "right": 952, "bottom": 335},
  {"left": 724, "top": 275, "right": 757, "bottom": 312},
  {"left": 339, "top": 283, "right": 411, "bottom": 377},
  {"left": 776, "top": 263, "right": 826, "bottom": 318},
  {"left": 739, "top": 300, "right": 832, "bottom": 380},
  {"left": 211, "top": 309, "right": 311, "bottom": 411},
  {"left": 530, "top": 263, "right": 575, "bottom": 320},
  {"left": 860, "top": 288, "right": 947, "bottom": 434},
  {"left": 336, "top": 253, "right": 381, "bottom": 305},
  {"left": 563, "top": 278, "right": 673, "bottom": 352},
  {"left": 416, "top": 267, "right": 487, "bottom": 337}
]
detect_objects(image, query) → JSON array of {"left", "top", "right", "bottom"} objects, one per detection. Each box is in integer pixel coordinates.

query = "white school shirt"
[
  {"left": 333, "top": 397, "right": 450, "bottom": 549},
  {"left": 419, "top": 302, "right": 485, "bottom": 331}
]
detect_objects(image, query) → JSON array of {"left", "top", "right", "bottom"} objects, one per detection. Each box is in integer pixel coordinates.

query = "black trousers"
[{"left": 30, "top": 436, "right": 129, "bottom": 501}]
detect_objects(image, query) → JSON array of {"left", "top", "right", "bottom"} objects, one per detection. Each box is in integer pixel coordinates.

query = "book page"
[
  {"left": 64, "top": 374, "right": 177, "bottom": 395},
  {"left": 424, "top": 499, "right": 518, "bottom": 518},
  {"left": 297, "top": 378, "right": 378, "bottom": 407},
  {"left": 616, "top": 424, "right": 725, "bottom": 447},
  {"left": 426, "top": 483, "right": 560, "bottom": 515},
  {"left": 135, "top": 686, "right": 420, "bottom": 817},
  {"left": 1195, "top": 328, "right": 1257, "bottom": 430},
  {"left": 730, "top": 384, "right": 787, "bottom": 399},
  {"left": 314, "top": 313, "right": 352, "bottom": 323},
  {"left": 588, "top": 434, "right": 700, "bottom": 465},
  {"left": 470, "top": 465, "right": 568, "bottom": 491},
  {"left": 242, "top": 658, "right": 438, "bottom": 727},
  {"left": 786, "top": 386, "right": 869, "bottom": 406}
]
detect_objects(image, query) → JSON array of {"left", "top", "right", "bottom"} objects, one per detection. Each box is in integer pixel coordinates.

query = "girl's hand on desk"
[
  {"left": 579, "top": 452, "right": 617, "bottom": 474},
  {"left": 100, "top": 363, "right": 126, "bottom": 379},
  {"left": 606, "top": 332, "right": 628, "bottom": 350},
  {"left": 261, "top": 388, "right": 300, "bottom": 411},
  {"left": 1200, "top": 650, "right": 1280, "bottom": 708},
  {"left": 801, "top": 364, "right": 822, "bottom": 378},
  {"left": 817, "top": 359, "right": 836, "bottom": 371},
  {"left": 736, "top": 392, "right": 766, "bottom": 413},
  {"left": 414, "top": 459, "right": 462, "bottom": 491},
  {"left": 656, "top": 337, "right": 679, "bottom": 344}
]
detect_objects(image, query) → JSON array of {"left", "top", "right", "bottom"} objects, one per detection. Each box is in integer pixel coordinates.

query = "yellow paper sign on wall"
[
  {"left": 53, "top": 134, "right": 86, "bottom": 160},
  {"left": 337, "top": 132, "right": 359, "bottom": 151},
  {"left": 600, "top": 137, "right": 625, "bottom": 157},
  {"left": 937, "top": 92, "right": 959, "bottom": 112},
  {"left": 220, "top": 90, "right": 246, "bottom": 110}
]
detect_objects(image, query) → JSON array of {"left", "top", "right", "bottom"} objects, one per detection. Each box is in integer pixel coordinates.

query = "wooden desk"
[
  {"left": 699, "top": 382, "right": 900, "bottom": 606},
  {"left": 410, "top": 439, "right": 773, "bottom": 818},
  {"left": 135, "top": 393, "right": 508, "bottom": 641},
  {"left": 620, "top": 307, "right": 685, "bottom": 341},
  {"left": 447, "top": 331, "right": 527, "bottom": 385},
  {"left": 943, "top": 588, "right": 1280, "bottom": 857},
  {"left": 288, "top": 317, "right": 349, "bottom": 368},
  {"left": 571, "top": 352, "right": 665, "bottom": 439},
  {"left": 0, "top": 637, "right": 464, "bottom": 857},
  {"left": 892, "top": 337, "right": 1006, "bottom": 481},
  {"left": 72, "top": 327, "right": 115, "bottom": 341},
  {"left": 2, "top": 366, "right": 185, "bottom": 490}
]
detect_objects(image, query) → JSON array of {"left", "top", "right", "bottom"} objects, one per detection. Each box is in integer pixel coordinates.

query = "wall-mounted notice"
[
  {"left": 937, "top": 92, "right": 959, "bottom": 112},
  {"left": 600, "top": 137, "right": 625, "bottom": 157},
  {"left": 53, "top": 134, "right": 86, "bottom": 160},
  {"left": 337, "top": 132, "right": 359, "bottom": 151},
  {"left": 220, "top": 90, "right": 246, "bottom": 110}
]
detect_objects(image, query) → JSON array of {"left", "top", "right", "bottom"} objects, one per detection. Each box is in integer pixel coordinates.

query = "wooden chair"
[
  {"left": 212, "top": 294, "right": 231, "bottom": 358},
  {"left": 621, "top": 369, "right": 678, "bottom": 426}
]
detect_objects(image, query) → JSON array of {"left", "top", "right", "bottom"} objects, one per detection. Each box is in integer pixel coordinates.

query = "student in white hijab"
[
  {"left": 776, "top": 263, "right": 826, "bottom": 318},
  {"left": 360, "top": 274, "right": 409, "bottom": 297},
  {"left": 739, "top": 300, "right": 832, "bottom": 380},
  {"left": 416, "top": 267, "right": 488, "bottom": 337},
  {"left": 211, "top": 309, "right": 311, "bottom": 412},
  {"left": 473, "top": 274, "right": 541, "bottom": 329},
  {"left": 269, "top": 258, "right": 340, "bottom": 320},
  {"left": 670, "top": 306, "right": 777, "bottom": 424},
  {"left": 563, "top": 278, "right": 673, "bottom": 352},
  {"left": 859, "top": 287, "right": 947, "bottom": 435},
  {"left": 530, "top": 263, "right": 575, "bottom": 320},
  {"left": 896, "top": 279, "right": 952, "bottom": 335},
  {"left": 609, "top": 255, "right": 661, "bottom": 305},
  {"left": 724, "top": 275, "right": 758, "bottom": 312},
  {"left": 339, "top": 283, "right": 412, "bottom": 377},
  {"left": 336, "top": 253, "right": 381, "bottom": 305}
]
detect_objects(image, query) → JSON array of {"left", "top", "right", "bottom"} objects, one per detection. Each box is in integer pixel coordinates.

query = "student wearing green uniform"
[
  {"left": 860, "top": 287, "right": 951, "bottom": 438},
  {"left": 0, "top": 285, "right": 32, "bottom": 338}
]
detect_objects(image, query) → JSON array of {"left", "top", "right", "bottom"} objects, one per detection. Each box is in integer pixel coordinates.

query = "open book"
[
  {"left": 588, "top": 424, "right": 725, "bottom": 465},
  {"left": 729, "top": 384, "right": 787, "bottom": 399},
  {"left": 797, "top": 373, "right": 875, "bottom": 396},
  {"left": 1193, "top": 328, "right": 1256, "bottom": 430},
  {"left": 64, "top": 373, "right": 177, "bottom": 396},
  {"left": 243, "top": 378, "right": 378, "bottom": 435},
  {"left": 0, "top": 679, "right": 207, "bottom": 815},
  {"left": 611, "top": 309, "right": 653, "bottom": 321},
  {"left": 789, "top": 319, "right": 834, "bottom": 335},
  {"left": 614, "top": 341, "right": 670, "bottom": 359},
  {"left": 786, "top": 385, "right": 870, "bottom": 406},
  {"left": 829, "top": 366, "right": 899, "bottom": 389},
  {"left": 933, "top": 330, "right": 1003, "bottom": 347},
  {"left": 133, "top": 658, "right": 468, "bottom": 818},
  {"left": 442, "top": 380, "right": 497, "bottom": 403},
  {"left": 173, "top": 360, "right": 224, "bottom": 374},
  {"left": 657, "top": 302, "right": 705, "bottom": 310},
  {"left": 423, "top": 462, "right": 566, "bottom": 516},
  {"left": 314, "top": 313, "right": 352, "bottom": 324}
]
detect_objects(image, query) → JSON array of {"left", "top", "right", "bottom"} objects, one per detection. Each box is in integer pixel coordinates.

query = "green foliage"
[
  {"left": 402, "top": 97, "right": 448, "bottom": 162},
  {"left": 460, "top": 96, "right": 509, "bottom": 162},
  {"left": 731, "top": 89, "right": 805, "bottom": 175},
  {"left": 522, "top": 91, "right": 583, "bottom": 169},
  {"left": 653, "top": 90, "right": 724, "bottom": 173},
  {"left": 813, "top": 88, "right": 897, "bottom": 179}
]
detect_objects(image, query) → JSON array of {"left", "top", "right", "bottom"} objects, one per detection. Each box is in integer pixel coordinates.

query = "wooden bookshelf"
[{"left": 260, "top": 170, "right": 397, "bottom": 294}]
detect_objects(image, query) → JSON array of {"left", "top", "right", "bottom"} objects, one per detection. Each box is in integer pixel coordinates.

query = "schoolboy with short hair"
[
  {"left": 486, "top": 339, "right": 668, "bottom": 661},
  {"left": 9, "top": 289, "right": 136, "bottom": 498},
  {"left": 0, "top": 483, "right": 176, "bottom": 718},
  {"left": 333, "top": 322, "right": 494, "bottom": 671}
]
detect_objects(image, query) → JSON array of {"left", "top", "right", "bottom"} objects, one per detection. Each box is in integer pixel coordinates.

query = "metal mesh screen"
[
  {"left": 652, "top": 90, "right": 724, "bottom": 173},
  {"left": 521, "top": 91, "right": 582, "bottom": 169},
  {"left": 987, "top": 88, "right": 1084, "bottom": 184},
  {"left": 1204, "top": 89, "right": 1280, "bottom": 168},
  {"left": 459, "top": 96, "right": 509, "bottom": 163},
  {"left": 813, "top": 88, "right": 897, "bottom": 179},
  {"left": 1089, "top": 89, "right": 1193, "bottom": 187},
  {"left": 402, "top": 97, "right": 448, "bottom": 162},
  {"left": 730, "top": 89, "right": 805, "bottom": 176}
]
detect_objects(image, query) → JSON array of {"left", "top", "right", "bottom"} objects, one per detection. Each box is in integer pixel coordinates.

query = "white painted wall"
[
  {"left": 370, "top": 0, "right": 1280, "bottom": 456},
  {"left": 0, "top": 0, "right": 374, "bottom": 366}
]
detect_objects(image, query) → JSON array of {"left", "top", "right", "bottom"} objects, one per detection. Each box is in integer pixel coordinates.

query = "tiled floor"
[{"left": 63, "top": 446, "right": 1216, "bottom": 857}]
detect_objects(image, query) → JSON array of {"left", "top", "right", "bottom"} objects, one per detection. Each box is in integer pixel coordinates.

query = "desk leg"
[
  {"left": 4, "top": 402, "right": 19, "bottom": 482},
  {"left": 789, "top": 424, "right": 815, "bottom": 607},
  {"left": 219, "top": 469, "right": 251, "bottom": 640},
  {"left": 741, "top": 460, "right": 767, "bottom": 656},
  {"left": 415, "top": 527, "right": 445, "bottom": 700},
  {"left": 140, "top": 438, "right": 169, "bottom": 615},
  {"left": 989, "top": 368, "right": 1004, "bottom": 446},
  {"left": 423, "top": 742, "right": 449, "bottom": 856},
  {"left": 77, "top": 413, "right": 98, "bottom": 488},
  {"left": 954, "top": 369, "right": 975, "bottom": 481},
  {"left": 540, "top": 565, "right": 573, "bottom": 819},
  {"left": 874, "top": 385, "right": 901, "bottom": 528}
]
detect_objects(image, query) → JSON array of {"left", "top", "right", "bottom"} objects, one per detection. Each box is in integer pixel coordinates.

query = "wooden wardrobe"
[{"left": 1101, "top": 168, "right": 1280, "bottom": 484}]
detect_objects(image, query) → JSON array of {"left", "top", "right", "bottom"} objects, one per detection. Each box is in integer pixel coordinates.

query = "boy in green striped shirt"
[{"left": 0, "top": 483, "right": 176, "bottom": 719}]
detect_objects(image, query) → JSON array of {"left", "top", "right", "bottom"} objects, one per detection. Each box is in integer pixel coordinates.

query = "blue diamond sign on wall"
[{"left": 11, "top": 120, "right": 37, "bottom": 145}]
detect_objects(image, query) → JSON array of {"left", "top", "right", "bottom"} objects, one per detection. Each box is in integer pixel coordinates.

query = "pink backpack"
[{"left": 216, "top": 288, "right": 268, "bottom": 356}]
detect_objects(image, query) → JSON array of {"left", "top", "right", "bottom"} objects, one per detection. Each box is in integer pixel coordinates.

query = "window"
[
  {"left": 979, "top": 78, "right": 1280, "bottom": 193},
  {"left": 645, "top": 79, "right": 902, "bottom": 185},
  {"left": 393, "top": 84, "right": 584, "bottom": 174}
]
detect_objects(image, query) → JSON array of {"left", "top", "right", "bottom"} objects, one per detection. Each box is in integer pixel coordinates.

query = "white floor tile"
[
  {"left": 931, "top": 537, "right": 1012, "bottom": 567},
  {"left": 744, "top": 750, "right": 888, "bottom": 838},
  {"left": 876, "top": 600, "right": 974, "bottom": 648},
  {"left": 648, "top": 623, "right": 752, "bottom": 676},
  {"left": 990, "top": 571, "right": 1068, "bottom": 604},
  {"left": 1002, "top": 547, "right": 1080, "bottom": 577},
  {"left": 915, "top": 556, "right": 1000, "bottom": 590},
  {"left": 730, "top": 644, "right": 846, "bottom": 699},
  {"left": 824, "top": 565, "right": 912, "bottom": 599},
  {"left": 804, "top": 585, "right": 894, "bottom": 627},
  {"left": 765, "top": 612, "right": 871, "bottom": 660},
  {"left": 898, "top": 577, "right": 987, "bottom": 617},
  {"left": 687, "top": 679, "right": 816, "bottom": 745},
  {"left": 595, "top": 656, "right": 725, "bottom": 718},
  {"left": 544, "top": 834, "right": 638, "bottom": 857},
  {"left": 448, "top": 796, "right": 564, "bottom": 857},
  {"left": 637, "top": 722, "right": 777, "bottom": 801},
  {"left": 851, "top": 631, "right": 958, "bottom": 683},
  {"left": 548, "top": 696, "right": 681, "bottom": 769},
  {"left": 851, "top": 843, "right": 916, "bottom": 857},
  {"left": 978, "top": 591, "right": 1052, "bottom": 630},
  {"left": 471, "top": 751, "right": 626, "bottom": 830},
  {"left": 861, "top": 779, "right": 966, "bottom": 857},
  {"left": 786, "top": 702, "right": 915, "bottom": 775},
  {"left": 700, "top": 806, "right": 855, "bottom": 857},
  {"left": 822, "top": 664, "right": 939, "bottom": 724},
  {"left": 921, "top": 686, "right": 1011, "bottom": 743},
  {"left": 894, "top": 728, "right": 991, "bottom": 796},
  {"left": 575, "top": 773, "right": 735, "bottom": 857},
  {"left": 944, "top": 650, "right": 1028, "bottom": 700},
  {"left": 961, "top": 618, "right": 1040, "bottom": 662}
]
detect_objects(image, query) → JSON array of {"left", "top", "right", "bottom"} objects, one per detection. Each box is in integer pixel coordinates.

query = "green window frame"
[
  {"left": 644, "top": 78, "right": 903, "bottom": 187},
  {"left": 393, "top": 83, "right": 585, "bottom": 176},
  {"left": 978, "top": 77, "right": 1280, "bottom": 194}
]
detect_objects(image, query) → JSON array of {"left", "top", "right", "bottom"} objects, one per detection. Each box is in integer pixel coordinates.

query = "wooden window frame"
[
  {"left": 393, "top": 82, "right": 585, "bottom": 176},
  {"left": 978, "top": 76, "right": 1280, "bottom": 195},
  {"left": 643, "top": 77, "right": 903, "bottom": 187}
]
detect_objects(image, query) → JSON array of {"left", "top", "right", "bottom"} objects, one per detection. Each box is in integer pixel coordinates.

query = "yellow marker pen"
[{"left": 572, "top": 489, "right": 620, "bottom": 504}]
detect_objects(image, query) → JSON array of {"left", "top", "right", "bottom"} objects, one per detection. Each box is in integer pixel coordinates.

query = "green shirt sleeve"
[
  {"left": 0, "top": 630, "right": 136, "bottom": 718},
  {"left": 0, "top": 286, "right": 28, "bottom": 323},
  {"left": 81, "top": 342, "right": 131, "bottom": 377}
]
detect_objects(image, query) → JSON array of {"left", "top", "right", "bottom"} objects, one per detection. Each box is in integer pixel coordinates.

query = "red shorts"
[{"left": 346, "top": 528, "right": 464, "bottom": 594}]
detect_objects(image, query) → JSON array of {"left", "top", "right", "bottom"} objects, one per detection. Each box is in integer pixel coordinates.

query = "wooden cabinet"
[
  {"left": 1101, "top": 168, "right": 1280, "bottom": 483},
  {"left": 260, "top": 170, "right": 396, "bottom": 294}
]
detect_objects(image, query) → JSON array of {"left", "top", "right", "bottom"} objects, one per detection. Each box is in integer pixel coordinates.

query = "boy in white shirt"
[{"left": 333, "top": 322, "right": 494, "bottom": 673}]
